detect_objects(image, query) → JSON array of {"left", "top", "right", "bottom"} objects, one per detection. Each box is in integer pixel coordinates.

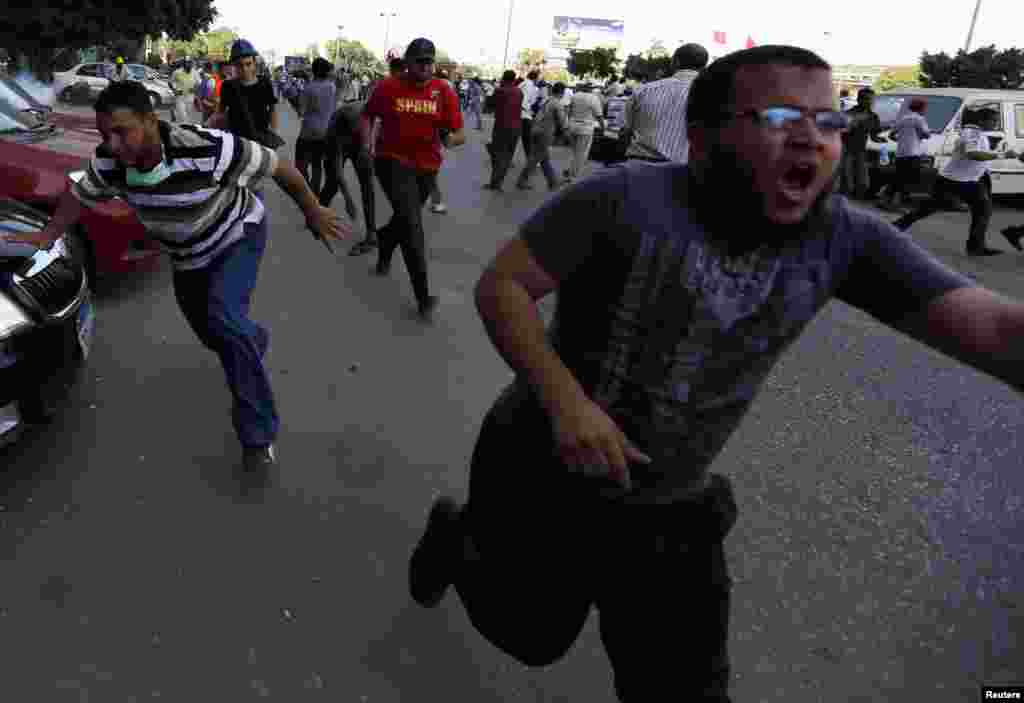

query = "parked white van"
[{"left": 866, "top": 88, "right": 1024, "bottom": 197}]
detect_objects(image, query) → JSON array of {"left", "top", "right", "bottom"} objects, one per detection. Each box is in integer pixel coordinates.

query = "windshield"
[
  {"left": 873, "top": 94, "right": 963, "bottom": 133},
  {"left": 0, "top": 111, "right": 25, "bottom": 133},
  {"left": 0, "top": 79, "right": 33, "bottom": 112},
  {"left": 127, "top": 65, "right": 148, "bottom": 81}
]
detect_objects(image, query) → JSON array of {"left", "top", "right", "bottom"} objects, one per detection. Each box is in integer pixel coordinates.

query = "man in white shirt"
[
  {"left": 620, "top": 43, "right": 708, "bottom": 163},
  {"left": 880, "top": 96, "right": 931, "bottom": 210},
  {"left": 170, "top": 59, "right": 199, "bottom": 123},
  {"left": 895, "top": 107, "right": 1018, "bottom": 256},
  {"left": 519, "top": 70, "right": 541, "bottom": 161}
]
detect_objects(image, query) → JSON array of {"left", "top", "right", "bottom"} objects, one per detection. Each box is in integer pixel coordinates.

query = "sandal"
[{"left": 348, "top": 239, "right": 378, "bottom": 256}]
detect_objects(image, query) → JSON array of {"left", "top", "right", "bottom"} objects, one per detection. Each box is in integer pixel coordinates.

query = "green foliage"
[
  {"left": 624, "top": 53, "right": 672, "bottom": 81},
  {"left": 920, "top": 45, "right": 1024, "bottom": 89},
  {"left": 322, "top": 39, "right": 385, "bottom": 76},
  {"left": 2, "top": 0, "right": 217, "bottom": 79},
  {"left": 567, "top": 47, "right": 620, "bottom": 80},
  {"left": 873, "top": 66, "right": 921, "bottom": 92},
  {"left": 163, "top": 26, "right": 237, "bottom": 62}
]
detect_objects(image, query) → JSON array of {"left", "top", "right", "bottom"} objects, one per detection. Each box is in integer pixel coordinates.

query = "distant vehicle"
[
  {"left": 0, "top": 198, "right": 94, "bottom": 447},
  {"left": 866, "top": 87, "right": 1024, "bottom": 197},
  {"left": 0, "top": 89, "right": 161, "bottom": 282},
  {"left": 52, "top": 63, "right": 174, "bottom": 107}
]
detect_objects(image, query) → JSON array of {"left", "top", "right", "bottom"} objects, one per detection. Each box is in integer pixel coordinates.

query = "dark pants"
[
  {"left": 840, "top": 148, "right": 869, "bottom": 198},
  {"left": 520, "top": 118, "right": 533, "bottom": 160},
  {"left": 173, "top": 217, "right": 278, "bottom": 448},
  {"left": 489, "top": 126, "right": 520, "bottom": 188},
  {"left": 295, "top": 137, "right": 328, "bottom": 196},
  {"left": 320, "top": 139, "right": 376, "bottom": 237},
  {"left": 895, "top": 174, "right": 993, "bottom": 251},
  {"left": 889, "top": 156, "right": 925, "bottom": 202},
  {"left": 453, "top": 400, "right": 737, "bottom": 702},
  {"left": 374, "top": 157, "right": 434, "bottom": 305},
  {"left": 517, "top": 134, "right": 558, "bottom": 189}
]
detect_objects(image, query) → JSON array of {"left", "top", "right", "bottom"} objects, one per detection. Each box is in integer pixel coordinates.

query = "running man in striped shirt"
[
  {"left": 31, "top": 81, "right": 350, "bottom": 470},
  {"left": 620, "top": 43, "right": 709, "bottom": 164}
]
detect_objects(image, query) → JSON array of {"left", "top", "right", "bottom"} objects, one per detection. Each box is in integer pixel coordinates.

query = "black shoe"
[
  {"left": 1001, "top": 227, "right": 1024, "bottom": 252},
  {"left": 966, "top": 246, "right": 1003, "bottom": 257},
  {"left": 482, "top": 183, "right": 502, "bottom": 191},
  {"left": 417, "top": 295, "right": 439, "bottom": 321},
  {"left": 409, "top": 497, "right": 461, "bottom": 608},
  {"left": 515, "top": 182, "right": 533, "bottom": 190}
]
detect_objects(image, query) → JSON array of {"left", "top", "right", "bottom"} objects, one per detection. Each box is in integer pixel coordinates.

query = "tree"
[
  {"left": 647, "top": 39, "right": 669, "bottom": 59},
  {"left": 623, "top": 51, "right": 671, "bottom": 82},
  {"left": 920, "top": 45, "right": 1024, "bottom": 89},
  {"left": 517, "top": 48, "right": 547, "bottom": 73},
  {"left": 567, "top": 47, "right": 620, "bottom": 81},
  {"left": 323, "top": 39, "right": 385, "bottom": 76},
  {"left": 2, "top": 0, "right": 217, "bottom": 79},
  {"left": 874, "top": 65, "right": 921, "bottom": 92}
]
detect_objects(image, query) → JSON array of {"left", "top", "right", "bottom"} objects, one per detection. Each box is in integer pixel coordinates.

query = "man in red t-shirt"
[{"left": 361, "top": 37, "right": 465, "bottom": 320}]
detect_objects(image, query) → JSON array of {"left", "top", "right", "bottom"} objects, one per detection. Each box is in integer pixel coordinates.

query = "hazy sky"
[{"left": 210, "top": 0, "right": 1022, "bottom": 68}]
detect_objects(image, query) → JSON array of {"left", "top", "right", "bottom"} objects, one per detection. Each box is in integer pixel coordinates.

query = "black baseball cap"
[{"left": 405, "top": 38, "right": 436, "bottom": 61}]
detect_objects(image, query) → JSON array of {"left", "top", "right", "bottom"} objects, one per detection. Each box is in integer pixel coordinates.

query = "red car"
[{"left": 0, "top": 84, "right": 160, "bottom": 283}]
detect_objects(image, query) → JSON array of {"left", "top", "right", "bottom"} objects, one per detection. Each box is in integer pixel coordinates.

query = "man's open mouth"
[{"left": 779, "top": 163, "right": 817, "bottom": 201}]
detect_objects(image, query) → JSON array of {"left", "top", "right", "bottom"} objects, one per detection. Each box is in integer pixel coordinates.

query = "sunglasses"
[{"left": 721, "top": 106, "right": 850, "bottom": 133}]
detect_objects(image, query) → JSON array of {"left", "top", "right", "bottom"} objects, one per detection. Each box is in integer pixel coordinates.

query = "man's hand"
[
  {"left": 550, "top": 395, "right": 651, "bottom": 490},
  {"left": 305, "top": 204, "right": 351, "bottom": 245}
]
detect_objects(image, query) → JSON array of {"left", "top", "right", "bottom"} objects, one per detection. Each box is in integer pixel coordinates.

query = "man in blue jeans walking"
[{"left": 27, "top": 81, "right": 349, "bottom": 469}]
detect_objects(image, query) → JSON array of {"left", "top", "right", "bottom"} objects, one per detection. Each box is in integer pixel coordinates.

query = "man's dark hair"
[
  {"left": 551, "top": 82, "right": 566, "bottom": 95},
  {"left": 673, "top": 43, "right": 710, "bottom": 71},
  {"left": 687, "top": 45, "right": 830, "bottom": 127},
  {"left": 840, "top": 88, "right": 850, "bottom": 97},
  {"left": 502, "top": 69, "right": 516, "bottom": 82},
  {"left": 527, "top": 69, "right": 540, "bottom": 81},
  {"left": 95, "top": 80, "right": 155, "bottom": 116},
  {"left": 389, "top": 57, "right": 405, "bottom": 73},
  {"left": 857, "top": 87, "right": 874, "bottom": 100},
  {"left": 312, "top": 57, "right": 331, "bottom": 79}
]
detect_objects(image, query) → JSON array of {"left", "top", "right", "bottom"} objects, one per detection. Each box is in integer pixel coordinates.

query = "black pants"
[
  {"left": 320, "top": 139, "right": 376, "bottom": 237},
  {"left": 374, "top": 157, "right": 434, "bottom": 305},
  {"left": 889, "top": 156, "right": 925, "bottom": 201},
  {"left": 453, "top": 397, "right": 737, "bottom": 702},
  {"left": 295, "top": 137, "right": 328, "bottom": 195},
  {"left": 521, "top": 118, "right": 533, "bottom": 160},
  {"left": 895, "top": 175, "right": 993, "bottom": 251},
  {"left": 489, "top": 127, "right": 520, "bottom": 187}
]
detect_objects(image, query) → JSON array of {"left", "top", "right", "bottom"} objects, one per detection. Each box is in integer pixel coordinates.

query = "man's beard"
[{"left": 690, "top": 142, "right": 834, "bottom": 256}]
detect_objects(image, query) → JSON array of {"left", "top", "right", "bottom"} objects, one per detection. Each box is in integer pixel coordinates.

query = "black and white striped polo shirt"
[{"left": 73, "top": 121, "right": 279, "bottom": 271}]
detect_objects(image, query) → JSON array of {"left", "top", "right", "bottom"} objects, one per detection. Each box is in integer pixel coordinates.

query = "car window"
[
  {"left": 77, "top": 64, "right": 99, "bottom": 78},
  {"left": 127, "top": 66, "right": 147, "bottom": 81},
  {"left": 1016, "top": 105, "right": 1024, "bottom": 138},
  {"left": 874, "top": 94, "right": 962, "bottom": 133},
  {"left": 964, "top": 101, "right": 1003, "bottom": 130},
  {"left": 0, "top": 111, "right": 24, "bottom": 132}
]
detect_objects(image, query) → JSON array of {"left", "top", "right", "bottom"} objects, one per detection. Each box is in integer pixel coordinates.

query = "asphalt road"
[{"left": 1, "top": 104, "right": 1022, "bottom": 702}]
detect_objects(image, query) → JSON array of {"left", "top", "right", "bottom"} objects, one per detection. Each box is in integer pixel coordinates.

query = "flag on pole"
[
  {"left": 745, "top": 36, "right": 756, "bottom": 49},
  {"left": 713, "top": 31, "right": 727, "bottom": 45}
]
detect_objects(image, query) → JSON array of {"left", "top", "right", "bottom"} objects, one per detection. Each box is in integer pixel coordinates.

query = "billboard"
[{"left": 549, "top": 16, "right": 624, "bottom": 64}]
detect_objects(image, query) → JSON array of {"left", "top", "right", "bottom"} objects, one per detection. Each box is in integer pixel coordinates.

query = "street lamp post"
[
  {"left": 964, "top": 0, "right": 982, "bottom": 53},
  {"left": 502, "top": 0, "right": 514, "bottom": 70},
  {"left": 381, "top": 12, "right": 398, "bottom": 59},
  {"left": 336, "top": 25, "right": 344, "bottom": 66}
]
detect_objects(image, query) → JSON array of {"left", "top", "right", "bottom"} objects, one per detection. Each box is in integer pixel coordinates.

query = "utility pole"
[
  {"left": 335, "top": 25, "right": 344, "bottom": 66},
  {"left": 964, "top": 0, "right": 982, "bottom": 53},
  {"left": 502, "top": 0, "right": 514, "bottom": 70},
  {"left": 381, "top": 11, "right": 398, "bottom": 59}
]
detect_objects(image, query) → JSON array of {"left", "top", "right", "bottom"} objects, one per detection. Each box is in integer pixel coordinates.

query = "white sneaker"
[
  {"left": 430, "top": 203, "right": 448, "bottom": 214},
  {"left": 243, "top": 444, "right": 276, "bottom": 470}
]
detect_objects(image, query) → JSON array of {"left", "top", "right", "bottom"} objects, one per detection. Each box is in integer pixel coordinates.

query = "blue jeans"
[{"left": 172, "top": 216, "right": 278, "bottom": 448}]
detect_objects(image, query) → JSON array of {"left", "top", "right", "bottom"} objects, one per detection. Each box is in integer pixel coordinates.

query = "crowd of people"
[{"left": 11, "top": 33, "right": 1024, "bottom": 703}]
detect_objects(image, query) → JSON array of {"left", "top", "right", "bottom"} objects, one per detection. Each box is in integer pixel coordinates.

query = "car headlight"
[{"left": 68, "top": 170, "right": 85, "bottom": 185}]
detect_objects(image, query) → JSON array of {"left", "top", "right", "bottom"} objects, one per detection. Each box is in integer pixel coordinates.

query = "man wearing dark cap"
[
  {"left": 620, "top": 43, "right": 708, "bottom": 163},
  {"left": 361, "top": 38, "right": 465, "bottom": 320}
]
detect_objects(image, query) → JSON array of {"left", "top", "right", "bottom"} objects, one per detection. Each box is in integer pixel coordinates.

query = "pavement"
[{"left": 1, "top": 102, "right": 1022, "bottom": 702}]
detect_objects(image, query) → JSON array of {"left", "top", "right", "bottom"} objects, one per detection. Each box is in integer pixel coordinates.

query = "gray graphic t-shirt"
[{"left": 490, "top": 162, "right": 973, "bottom": 505}]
